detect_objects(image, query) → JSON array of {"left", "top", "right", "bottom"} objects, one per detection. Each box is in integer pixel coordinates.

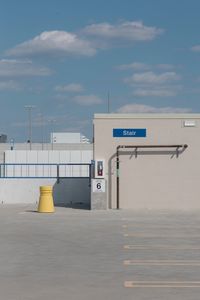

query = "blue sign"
[{"left": 113, "top": 128, "right": 146, "bottom": 138}]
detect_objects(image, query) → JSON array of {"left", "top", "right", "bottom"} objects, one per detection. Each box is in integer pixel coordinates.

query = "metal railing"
[{"left": 0, "top": 163, "right": 92, "bottom": 180}]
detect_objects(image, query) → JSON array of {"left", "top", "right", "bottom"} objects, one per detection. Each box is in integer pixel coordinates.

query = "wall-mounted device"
[
  {"left": 95, "top": 159, "right": 105, "bottom": 178},
  {"left": 183, "top": 120, "right": 196, "bottom": 127}
]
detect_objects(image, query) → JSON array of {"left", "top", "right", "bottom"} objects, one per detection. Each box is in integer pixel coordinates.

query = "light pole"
[
  {"left": 47, "top": 118, "right": 56, "bottom": 150},
  {"left": 24, "top": 105, "right": 35, "bottom": 150},
  {"left": 38, "top": 112, "right": 45, "bottom": 150},
  {"left": 107, "top": 91, "right": 110, "bottom": 113},
  {"left": 10, "top": 138, "right": 14, "bottom": 150}
]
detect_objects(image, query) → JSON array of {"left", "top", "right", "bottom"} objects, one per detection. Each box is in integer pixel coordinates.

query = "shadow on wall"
[{"left": 53, "top": 178, "right": 91, "bottom": 210}]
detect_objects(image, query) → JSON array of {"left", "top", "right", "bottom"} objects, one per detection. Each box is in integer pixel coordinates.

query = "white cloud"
[
  {"left": 73, "top": 94, "right": 102, "bottom": 106},
  {"left": 191, "top": 45, "right": 200, "bottom": 52},
  {"left": 117, "top": 62, "right": 150, "bottom": 71},
  {"left": 62, "top": 119, "right": 91, "bottom": 132},
  {"left": 133, "top": 88, "right": 177, "bottom": 97},
  {"left": 6, "top": 21, "right": 164, "bottom": 58},
  {"left": 82, "top": 21, "right": 163, "bottom": 42},
  {"left": 117, "top": 62, "right": 176, "bottom": 71},
  {"left": 116, "top": 103, "right": 192, "bottom": 113},
  {"left": 0, "top": 80, "right": 21, "bottom": 91},
  {"left": 125, "top": 71, "right": 180, "bottom": 85},
  {"left": 6, "top": 31, "right": 96, "bottom": 57},
  {"left": 0, "top": 59, "right": 51, "bottom": 77},
  {"left": 119, "top": 63, "right": 181, "bottom": 97},
  {"left": 156, "top": 64, "right": 175, "bottom": 70},
  {"left": 55, "top": 83, "right": 84, "bottom": 93}
]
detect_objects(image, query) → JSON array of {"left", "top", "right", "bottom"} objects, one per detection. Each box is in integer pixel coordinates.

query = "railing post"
[
  {"left": 57, "top": 164, "right": 60, "bottom": 184},
  {"left": 116, "top": 147, "right": 120, "bottom": 210},
  {"left": 88, "top": 164, "right": 91, "bottom": 187}
]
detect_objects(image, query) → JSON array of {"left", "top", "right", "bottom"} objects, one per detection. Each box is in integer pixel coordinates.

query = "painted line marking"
[
  {"left": 122, "top": 225, "right": 128, "bottom": 228},
  {"left": 124, "top": 233, "right": 200, "bottom": 238},
  {"left": 124, "top": 281, "right": 200, "bottom": 288},
  {"left": 124, "top": 260, "right": 200, "bottom": 266},
  {"left": 123, "top": 245, "right": 200, "bottom": 250},
  {"left": 122, "top": 225, "right": 200, "bottom": 229}
]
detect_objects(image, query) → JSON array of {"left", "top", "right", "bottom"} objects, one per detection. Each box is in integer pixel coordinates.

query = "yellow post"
[{"left": 38, "top": 186, "right": 55, "bottom": 213}]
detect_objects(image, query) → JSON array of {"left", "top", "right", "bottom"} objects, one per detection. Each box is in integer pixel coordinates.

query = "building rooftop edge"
[{"left": 94, "top": 113, "right": 200, "bottom": 119}]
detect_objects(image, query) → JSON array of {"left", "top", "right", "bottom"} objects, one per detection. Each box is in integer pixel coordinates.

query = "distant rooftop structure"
[
  {"left": 50, "top": 132, "right": 90, "bottom": 144},
  {"left": 0, "top": 134, "right": 7, "bottom": 143}
]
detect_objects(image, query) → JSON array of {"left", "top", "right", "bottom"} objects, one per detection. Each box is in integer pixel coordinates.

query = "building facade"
[{"left": 93, "top": 114, "right": 200, "bottom": 210}]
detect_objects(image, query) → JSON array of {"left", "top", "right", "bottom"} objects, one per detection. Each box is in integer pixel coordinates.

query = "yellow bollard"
[{"left": 38, "top": 186, "right": 55, "bottom": 213}]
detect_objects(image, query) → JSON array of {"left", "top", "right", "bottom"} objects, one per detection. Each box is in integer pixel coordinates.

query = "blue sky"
[{"left": 1, "top": 0, "right": 200, "bottom": 142}]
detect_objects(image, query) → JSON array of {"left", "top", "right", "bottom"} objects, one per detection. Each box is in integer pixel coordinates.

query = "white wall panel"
[
  {"left": 48, "top": 151, "right": 60, "bottom": 163},
  {"left": 59, "top": 151, "right": 71, "bottom": 163},
  {"left": 16, "top": 151, "right": 27, "bottom": 163},
  {"left": 37, "top": 151, "right": 49, "bottom": 163},
  {"left": 70, "top": 151, "right": 81, "bottom": 163},
  {"left": 27, "top": 151, "right": 38, "bottom": 175},
  {"left": 27, "top": 151, "right": 38, "bottom": 163},
  {"left": 4, "top": 150, "right": 92, "bottom": 178},
  {"left": 80, "top": 165, "right": 90, "bottom": 177},
  {"left": 81, "top": 150, "right": 93, "bottom": 162},
  {"left": 37, "top": 151, "right": 49, "bottom": 176},
  {"left": 4, "top": 151, "right": 15, "bottom": 163}
]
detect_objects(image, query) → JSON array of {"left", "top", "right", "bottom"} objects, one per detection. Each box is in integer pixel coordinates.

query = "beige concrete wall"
[
  {"left": 93, "top": 114, "right": 200, "bottom": 210},
  {"left": 0, "top": 178, "right": 90, "bottom": 205}
]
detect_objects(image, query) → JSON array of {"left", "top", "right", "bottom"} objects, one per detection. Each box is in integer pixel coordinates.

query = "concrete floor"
[{"left": 1, "top": 206, "right": 200, "bottom": 299}]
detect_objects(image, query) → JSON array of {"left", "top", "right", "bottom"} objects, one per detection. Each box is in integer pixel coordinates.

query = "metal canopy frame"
[{"left": 116, "top": 144, "right": 188, "bottom": 210}]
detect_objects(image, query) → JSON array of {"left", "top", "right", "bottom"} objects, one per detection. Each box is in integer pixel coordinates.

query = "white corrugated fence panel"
[
  {"left": 37, "top": 151, "right": 49, "bottom": 176},
  {"left": 81, "top": 150, "right": 93, "bottom": 162},
  {"left": 70, "top": 151, "right": 81, "bottom": 177},
  {"left": 81, "top": 150, "right": 92, "bottom": 176},
  {"left": 4, "top": 150, "right": 92, "bottom": 177},
  {"left": 37, "top": 151, "right": 49, "bottom": 163},
  {"left": 59, "top": 151, "right": 71, "bottom": 176},
  {"left": 48, "top": 151, "right": 60, "bottom": 163}
]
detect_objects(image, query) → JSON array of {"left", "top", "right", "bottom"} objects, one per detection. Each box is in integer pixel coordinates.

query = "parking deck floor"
[{"left": 1, "top": 205, "right": 200, "bottom": 299}]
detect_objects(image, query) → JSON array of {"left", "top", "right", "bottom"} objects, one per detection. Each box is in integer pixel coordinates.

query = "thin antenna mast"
[{"left": 107, "top": 91, "right": 110, "bottom": 113}]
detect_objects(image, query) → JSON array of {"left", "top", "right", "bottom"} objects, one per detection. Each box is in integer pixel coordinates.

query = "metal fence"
[{"left": 0, "top": 163, "right": 92, "bottom": 179}]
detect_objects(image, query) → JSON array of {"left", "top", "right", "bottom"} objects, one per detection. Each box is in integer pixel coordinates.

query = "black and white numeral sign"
[{"left": 92, "top": 179, "right": 105, "bottom": 193}]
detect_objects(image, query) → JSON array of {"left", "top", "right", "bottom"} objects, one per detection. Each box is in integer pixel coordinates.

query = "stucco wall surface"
[{"left": 94, "top": 114, "right": 200, "bottom": 210}]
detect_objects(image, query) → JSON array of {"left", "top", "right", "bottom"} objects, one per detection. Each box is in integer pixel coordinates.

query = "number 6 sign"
[
  {"left": 92, "top": 179, "right": 105, "bottom": 193},
  {"left": 97, "top": 182, "right": 102, "bottom": 189}
]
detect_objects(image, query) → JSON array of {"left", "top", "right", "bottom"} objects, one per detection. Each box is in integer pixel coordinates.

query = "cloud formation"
[
  {"left": 6, "top": 31, "right": 96, "bottom": 57},
  {"left": 117, "top": 62, "right": 175, "bottom": 71},
  {"left": 73, "top": 94, "right": 102, "bottom": 105},
  {"left": 125, "top": 71, "right": 180, "bottom": 85},
  {"left": 0, "top": 80, "right": 21, "bottom": 91},
  {"left": 120, "top": 62, "right": 181, "bottom": 97},
  {"left": 55, "top": 83, "right": 84, "bottom": 93},
  {"left": 117, "top": 62, "right": 150, "bottom": 71},
  {"left": 191, "top": 45, "right": 200, "bottom": 52},
  {"left": 6, "top": 21, "right": 163, "bottom": 58},
  {"left": 0, "top": 59, "right": 51, "bottom": 77},
  {"left": 82, "top": 21, "right": 163, "bottom": 42},
  {"left": 116, "top": 103, "right": 192, "bottom": 113},
  {"left": 133, "top": 88, "right": 177, "bottom": 97}
]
